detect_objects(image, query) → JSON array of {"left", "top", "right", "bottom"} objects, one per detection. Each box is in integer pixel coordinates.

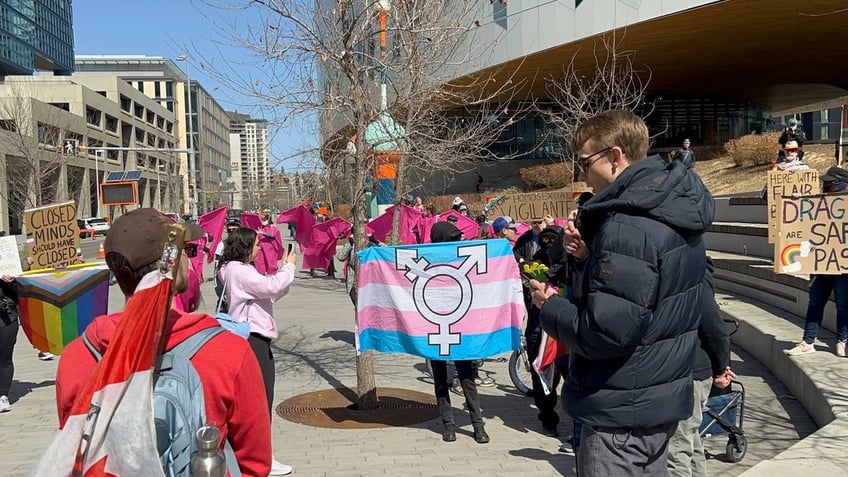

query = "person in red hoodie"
[{"left": 54, "top": 208, "right": 273, "bottom": 477}]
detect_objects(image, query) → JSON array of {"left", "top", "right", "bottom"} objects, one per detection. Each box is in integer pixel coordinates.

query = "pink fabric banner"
[
  {"left": 198, "top": 206, "right": 228, "bottom": 264},
  {"left": 302, "top": 217, "right": 352, "bottom": 270},
  {"left": 365, "top": 205, "right": 422, "bottom": 245},
  {"left": 437, "top": 210, "right": 478, "bottom": 240},
  {"left": 240, "top": 212, "right": 263, "bottom": 230},
  {"left": 255, "top": 224, "right": 284, "bottom": 275}
]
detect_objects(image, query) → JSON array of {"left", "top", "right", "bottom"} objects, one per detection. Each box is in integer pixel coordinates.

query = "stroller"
[{"left": 698, "top": 319, "right": 747, "bottom": 463}]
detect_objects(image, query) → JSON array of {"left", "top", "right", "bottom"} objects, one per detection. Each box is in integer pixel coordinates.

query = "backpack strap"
[
  {"left": 162, "top": 327, "right": 224, "bottom": 364},
  {"left": 81, "top": 332, "right": 103, "bottom": 361}
]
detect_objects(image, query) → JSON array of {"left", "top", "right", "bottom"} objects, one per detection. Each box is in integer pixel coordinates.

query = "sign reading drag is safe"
[
  {"left": 775, "top": 193, "right": 848, "bottom": 275},
  {"left": 766, "top": 170, "right": 819, "bottom": 243},
  {"left": 24, "top": 200, "right": 81, "bottom": 269},
  {"left": 486, "top": 190, "right": 579, "bottom": 221}
]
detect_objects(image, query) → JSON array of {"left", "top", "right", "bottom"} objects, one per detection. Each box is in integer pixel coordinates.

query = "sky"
[{"left": 72, "top": 0, "right": 315, "bottom": 174}]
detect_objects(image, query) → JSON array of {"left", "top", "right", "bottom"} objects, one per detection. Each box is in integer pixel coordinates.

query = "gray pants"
[
  {"left": 667, "top": 379, "right": 712, "bottom": 477},
  {"left": 578, "top": 421, "right": 677, "bottom": 477}
]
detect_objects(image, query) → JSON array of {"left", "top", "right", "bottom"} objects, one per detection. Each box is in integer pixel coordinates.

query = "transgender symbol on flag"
[{"left": 395, "top": 243, "right": 487, "bottom": 355}]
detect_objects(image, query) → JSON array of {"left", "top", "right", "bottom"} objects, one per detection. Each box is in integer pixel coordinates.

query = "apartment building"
[
  {"left": 0, "top": 74, "right": 179, "bottom": 233},
  {"left": 228, "top": 111, "right": 269, "bottom": 210},
  {"left": 74, "top": 55, "right": 232, "bottom": 216}
]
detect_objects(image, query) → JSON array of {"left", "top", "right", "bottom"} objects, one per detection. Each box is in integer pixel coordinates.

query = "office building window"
[
  {"left": 821, "top": 125, "right": 829, "bottom": 140},
  {"left": 154, "top": 82, "right": 161, "bottom": 98},
  {"left": 822, "top": 109, "right": 829, "bottom": 122}
]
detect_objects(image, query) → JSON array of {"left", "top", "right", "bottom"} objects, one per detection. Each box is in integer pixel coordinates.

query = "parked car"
[{"left": 77, "top": 218, "right": 110, "bottom": 237}]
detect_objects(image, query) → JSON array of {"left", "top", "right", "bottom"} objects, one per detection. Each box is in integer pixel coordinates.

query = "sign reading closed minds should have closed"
[
  {"left": 486, "top": 190, "right": 580, "bottom": 221},
  {"left": 766, "top": 170, "right": 820, "bottom": 243},
  {"left": 24, "top": 200, "right": 82, "bottom": 269},
  {"left": 775, "top": 193, "right": 848, "bottom": 275}
]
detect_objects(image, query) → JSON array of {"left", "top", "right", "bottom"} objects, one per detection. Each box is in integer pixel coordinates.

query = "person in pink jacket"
[
  {"left": 255, "top": 212, "right": 284, "bottom": 275},
  {"left": 218, "top": 227, "right": 297, "bottom": 475}
]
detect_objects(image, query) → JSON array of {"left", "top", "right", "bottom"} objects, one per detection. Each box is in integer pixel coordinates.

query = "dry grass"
[{"left": 693, "top": 143, "right": 836, "bottom": 196}]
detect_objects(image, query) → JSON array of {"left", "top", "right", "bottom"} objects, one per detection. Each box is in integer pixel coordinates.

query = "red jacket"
[{"left": 55, "top": 310, "right": 272, "bottom": 477}]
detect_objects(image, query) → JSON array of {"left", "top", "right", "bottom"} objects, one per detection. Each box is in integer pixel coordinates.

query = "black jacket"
[
  {"left": 539, "top": 156, "right": 714, "bottom": 429},
  {"left": 778, "top": 128, "right": 806, "bottom": 147},
  {"left": 0, "top": 279, "right": 20, "bottom": 327},
  {"left": 693, "top": 257, "right": 731, "bottom": 381},
  {"left": 673, "top": 148, "right": 696, "bottom": 169}
]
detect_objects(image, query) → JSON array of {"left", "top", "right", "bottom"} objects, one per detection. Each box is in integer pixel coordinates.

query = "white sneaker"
[
  {"left": 38, "top": 352, "right": 55, "bottom": 361},
  {"left": 785, "top": 341, "right": 815, "bottom": 356},
  {"left": 836, "top": 341, "right": 846, "bottom": 358},
  {"left": 270, "top": 458, "right": 292, "bottom": 475},
  {"left": 0, "top": 395, "right": 10, "bottom": 413}
]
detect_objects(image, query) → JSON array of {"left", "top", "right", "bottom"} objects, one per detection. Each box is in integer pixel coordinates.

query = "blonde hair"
[{"left": 572, "top": 110, "right": 649, "bottom": 163}]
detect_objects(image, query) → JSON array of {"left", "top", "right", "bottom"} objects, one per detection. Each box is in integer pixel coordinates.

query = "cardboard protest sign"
[
  {"left": 774, "top": 193, "right": 848, "bottom": 275},
  {"left": 24, "top": 200, "right": 82, "bottom": 269},
  {"left": 486, "top": 190, "right": 584, "bottom": 221},
  {"left": 766, "top": 170, "right": 819, "bottom": 242},
  {"left": 0, "top": 236, "right": 23, "bottom": 276}
]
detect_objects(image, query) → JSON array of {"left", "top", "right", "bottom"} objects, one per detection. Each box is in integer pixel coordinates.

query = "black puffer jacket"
[{"left": 539, "top": 156, "right": 714, "bottom": 429}]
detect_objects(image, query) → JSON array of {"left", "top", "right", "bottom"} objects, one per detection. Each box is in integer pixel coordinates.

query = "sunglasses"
[
  {"left": 185, "top": 243, "right": 199, "bottom": 258},
  {"left": 576, "top": 146, "right": 612, "bottom": 174}
]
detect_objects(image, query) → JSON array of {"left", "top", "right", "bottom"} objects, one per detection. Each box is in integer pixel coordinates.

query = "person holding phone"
[{"left": 218, "top": 227, "right": 298, "bottom": 475}]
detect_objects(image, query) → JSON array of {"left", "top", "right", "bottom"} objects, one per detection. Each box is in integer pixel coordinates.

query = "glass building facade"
[{"left": 0, "top": 0, "right": 74, "bottom": 76}]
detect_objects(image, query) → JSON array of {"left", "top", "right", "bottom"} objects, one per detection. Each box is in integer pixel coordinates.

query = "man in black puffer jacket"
[{"left": 530, "top": 110, "right": 715, "bottom": 476}]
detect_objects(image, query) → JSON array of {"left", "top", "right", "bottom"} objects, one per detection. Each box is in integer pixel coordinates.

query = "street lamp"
[
  {"left": 176, "top": 54, "right": 198, "bottom": 221},
  {"left": 95, "top": 149, "right": 103, "bottom": 217}
]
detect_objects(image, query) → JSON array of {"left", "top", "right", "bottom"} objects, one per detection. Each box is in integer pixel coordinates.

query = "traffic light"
[{"left": 62, "top": 139, "right": 78, "bottom": 156}]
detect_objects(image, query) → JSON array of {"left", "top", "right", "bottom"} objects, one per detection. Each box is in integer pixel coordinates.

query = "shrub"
[
  {"left": 724, "top": 132, "right": 780, "bottom": 167},
  {"left": 518, "top": 162, "right": 574, "bottom": 190}
]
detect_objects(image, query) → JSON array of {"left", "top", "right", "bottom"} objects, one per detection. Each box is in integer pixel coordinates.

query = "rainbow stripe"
[
  {"left": 16, "top": 264, "right": 110, "bottom": 355},
  {"left": 356, "top": 239, "right": 523, "bottom": 360},
  {"left": 780, "top": 243, "right": 802, "bottom": 266}
]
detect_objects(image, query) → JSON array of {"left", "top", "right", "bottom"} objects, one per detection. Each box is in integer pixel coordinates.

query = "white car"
[{"left": 78, "top": 218, "right": 110, "bottom": 236}]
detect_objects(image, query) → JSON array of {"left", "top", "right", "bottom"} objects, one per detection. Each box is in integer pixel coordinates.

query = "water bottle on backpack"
[{"left": 190, "top": 426, "right": 226, "bottom": 477}]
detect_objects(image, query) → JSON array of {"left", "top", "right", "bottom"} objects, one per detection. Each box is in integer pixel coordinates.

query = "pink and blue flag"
[{"left": 356, "top": 239, "right": 524, "bottom": 360}]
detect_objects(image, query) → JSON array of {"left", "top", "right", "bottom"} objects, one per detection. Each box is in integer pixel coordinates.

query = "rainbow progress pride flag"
[
  {"left": 17, "top": 264, "right": 110, "bottom": 355},
  {"left": 356, "top": 239, "right": 524, "bottom": 361}
]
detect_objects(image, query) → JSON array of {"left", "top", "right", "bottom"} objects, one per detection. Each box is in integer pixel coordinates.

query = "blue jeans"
[{"left": 803, "top": 274, "right": 848, "bottom": 343}]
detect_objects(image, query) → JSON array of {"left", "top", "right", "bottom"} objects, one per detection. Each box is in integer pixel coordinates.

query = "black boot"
[
  {"left": 473, "top": 423, "right": 490, "bottom": 444},
  {"left": 460, "top": 378, "right": 489, "bottom": 444},
  {"left": 438, "top": 397, "right": 456, "bottom": 442}
]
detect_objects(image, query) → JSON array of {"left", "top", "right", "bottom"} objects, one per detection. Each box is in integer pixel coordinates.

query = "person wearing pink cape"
[{"left": 255, "top": 212, "right": 284, "bottom": 276}]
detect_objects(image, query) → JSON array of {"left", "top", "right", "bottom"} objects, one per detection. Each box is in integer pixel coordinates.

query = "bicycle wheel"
[{"left": 508, "top": 350, "right": 534, "bottom": 396}]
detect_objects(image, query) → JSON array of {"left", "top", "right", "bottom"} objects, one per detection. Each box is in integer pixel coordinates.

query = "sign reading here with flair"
[
  {"left": 775, "top": 193, "right": 848, "bottom": 275},
  {"left": 766, "top": 170, "right": 819, "bottom": 243}
]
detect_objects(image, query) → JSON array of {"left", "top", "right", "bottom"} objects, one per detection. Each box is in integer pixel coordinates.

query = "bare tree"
[
  {"left": 540, "top": 33, "right": 654, "bottom": 178},
  {"left": 0, "top": 89, "right": 82, "bottom": 230},
  {"left": 203, "top": 0, "right": 525, "bottom": 409}
]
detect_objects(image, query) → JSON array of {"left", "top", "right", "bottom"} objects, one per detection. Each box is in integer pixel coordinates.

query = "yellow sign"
[
  {"left": 24, "top": 200, "right": 82, "bottom": 269},
  {"left": 766, "top": 170, "right": 819, "bottom": 243},
  {"left": 774, "top": 193, "right": 848, "bottom": 275},
  {"left": 486, "top": 190, "right": 584, "bottom": 221}
]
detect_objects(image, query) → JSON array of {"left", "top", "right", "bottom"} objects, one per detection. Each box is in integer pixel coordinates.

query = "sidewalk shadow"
[
  {"left": 509, "top": 448, "right": 575, "bottom": 476},
  {"left": 9, "top": 379, "right": 55, "bottom": 404},
  {"left": 319, "top": 330, "right": 355, "bottom": 346}
]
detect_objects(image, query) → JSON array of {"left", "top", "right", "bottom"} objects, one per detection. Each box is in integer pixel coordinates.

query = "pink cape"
[
  {"left": 302, "top": 217, "right": 352, "bottom": 270},
  {"left": 198, "top": 206, "right": 228, "bottom": 264},
  {"left": 255, "top": 224, "right": 284, "bottom": 275},
  {"left": 365, "top": 204, "right": 422, "bottom": 245}
]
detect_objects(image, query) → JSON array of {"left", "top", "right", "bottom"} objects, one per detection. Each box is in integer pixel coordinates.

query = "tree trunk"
[
  {"left": 355, "top": 350, "right": 378, "bottom": 409},
  {"left": 388, "top": 155, "right": 407, "bottom": 245}
]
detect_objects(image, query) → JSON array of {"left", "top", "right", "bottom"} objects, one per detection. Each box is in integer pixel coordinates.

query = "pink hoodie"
[{"left": 218, "top": 261, "right": 296, "bottom": 339}]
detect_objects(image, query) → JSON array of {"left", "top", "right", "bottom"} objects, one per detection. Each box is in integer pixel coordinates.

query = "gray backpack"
[{"left": 83, "top": 327, "right": 240, "bottom": 476}]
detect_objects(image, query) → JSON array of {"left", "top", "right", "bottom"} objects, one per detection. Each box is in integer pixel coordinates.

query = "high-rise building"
[
  {"left": 74, "top": 55, "right": 232, "bottom": 215},
  {"left": 228, "top": 111, "right": 269, "bottom": 210},
  {"left": 0, "top": 0, "right": 74, "bottom": 77}
]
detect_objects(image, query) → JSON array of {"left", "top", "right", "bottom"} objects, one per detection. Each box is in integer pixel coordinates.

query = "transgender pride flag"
[{"left": 356, "top": 239, "right": 524, "bottom": 361}]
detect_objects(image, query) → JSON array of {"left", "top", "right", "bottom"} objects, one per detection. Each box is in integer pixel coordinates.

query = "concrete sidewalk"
[{"left": 0, "top": 254, "right": 814, "bottom": 476}]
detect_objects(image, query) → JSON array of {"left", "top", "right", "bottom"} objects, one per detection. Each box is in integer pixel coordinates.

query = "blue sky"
[{"left": 72, "top": 1, "right": 314, "bottom": 174}]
